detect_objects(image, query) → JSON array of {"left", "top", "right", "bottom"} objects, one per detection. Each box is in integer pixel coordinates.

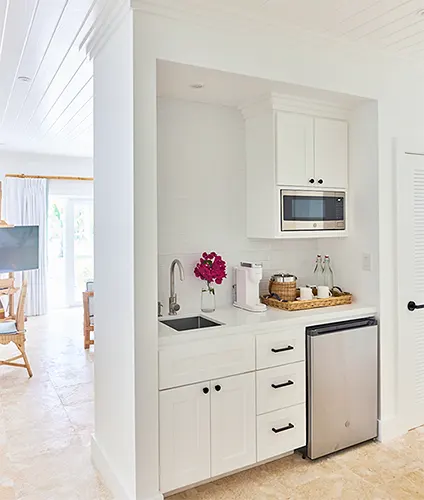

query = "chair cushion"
[{"left": 0, "top": 322, "right": 18, "bottom": 335}]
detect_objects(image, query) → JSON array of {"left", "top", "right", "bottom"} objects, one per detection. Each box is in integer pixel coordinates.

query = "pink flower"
[{"left": 193, "top": 251, "right": 227, "bottom": 286}]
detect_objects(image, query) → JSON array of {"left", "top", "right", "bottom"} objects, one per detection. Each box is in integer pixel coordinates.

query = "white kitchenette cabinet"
[
  {"left": 275, "top": 111, "right": 348, "bottom": 190},
  {"left": 159, "top": 382, "right": 211, "bottom": 493},
  {"left": 275, "top": 112, "right": 314, "bottom": 187},
  {"left": 159, "top": 372, "right": 256, "bottom": 493},
  {"left": 210, "top": 372, "right": 256, "bottom": 477},
  {"left": 314, "top": 117, "right": 348, "bottom": 189}
]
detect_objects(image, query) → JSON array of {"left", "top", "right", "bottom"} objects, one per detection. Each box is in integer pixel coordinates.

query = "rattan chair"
[{"left": 0, "top": 281, "right": 32, "bottom": 377}]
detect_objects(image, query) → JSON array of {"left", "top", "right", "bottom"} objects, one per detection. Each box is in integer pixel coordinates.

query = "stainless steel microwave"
[{"left": 280, "top": 190, "right": 345, "bottom": 231}]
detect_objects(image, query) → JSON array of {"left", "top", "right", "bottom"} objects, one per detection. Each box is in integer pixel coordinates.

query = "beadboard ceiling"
[
  {"left": 2, "top": 0, "right": 424, "bottom": 157},
  {"left": 142, "top": 0, "right": 424, "bottom": 54},
  {"left": 0, "top": 0, "right": 102, "bottom": 158}
]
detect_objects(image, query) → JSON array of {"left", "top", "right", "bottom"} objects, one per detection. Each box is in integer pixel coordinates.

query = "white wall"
[
  {"left": 158, "top": 97, "right": 318, "bottom": 310},
  {"left": 93, "top": 11, "right": 136, "bottom": 500},
  {"left": 136, "top": 9, "right": 424, "bottom": 446},
  {"left": 318, "top": 101, "right": 380, "bottom": 307},
  {"left": 0, "top": 150, "right": 93, "bottom": 179},
  {"left": 91, "top": 8, "right": 424, "bottom": 500}
]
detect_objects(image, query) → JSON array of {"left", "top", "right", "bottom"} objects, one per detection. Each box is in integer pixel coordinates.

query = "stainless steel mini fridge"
[{"left": 306, "top": 317, "right": 378, "bottom": 460}]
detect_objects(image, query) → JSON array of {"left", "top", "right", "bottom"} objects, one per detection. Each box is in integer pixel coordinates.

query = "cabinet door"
[
  {"left": 210, "top": 372, "right": 256, "bottom": 477},
  {"left": 160, "top": 383, "right": 211, "bottom": 493},
  {"left": 314, "top": 117, "right": 348, "bottom": 189},
  {"left": 275, "top": 111, "right": 314, "bottom": 186}
]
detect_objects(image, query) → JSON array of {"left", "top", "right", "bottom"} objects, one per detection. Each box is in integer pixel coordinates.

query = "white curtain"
[{"left": 3, "top": 178, "right": 48, "bottom": 316}]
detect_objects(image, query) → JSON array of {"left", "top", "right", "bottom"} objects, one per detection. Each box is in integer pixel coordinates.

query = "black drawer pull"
[
  {"left": 271, "top": 346, "right": 294, "bottom": 353},
  {"left": 271, "top": 380, "right": 294, "bottom": 389},
  {"left": 272, "top": 423, "right": 294, "bottom": 434}
]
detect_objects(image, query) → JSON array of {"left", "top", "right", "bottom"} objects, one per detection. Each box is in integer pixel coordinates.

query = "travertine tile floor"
[
  {"left": 2, "top": 309, "right": 424, "bottom": 500},
  {"left": 171, "top": 431, "right": 424, "bottom": 500},
  {"left": 0, "top": 308, "right": 112, "bottom": 500}
]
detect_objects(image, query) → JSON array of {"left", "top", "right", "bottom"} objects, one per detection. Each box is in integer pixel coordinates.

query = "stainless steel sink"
[{"left": 160, "top": 316, "right": 222, "bottom": 332}]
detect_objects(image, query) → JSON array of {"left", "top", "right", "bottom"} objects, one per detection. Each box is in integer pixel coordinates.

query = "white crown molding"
[
  {"left": 240, "top": 93, "right": 353, "bottom": 121},
  {"left": 83, "top": 0, "right": 131, "bottom": 60}
]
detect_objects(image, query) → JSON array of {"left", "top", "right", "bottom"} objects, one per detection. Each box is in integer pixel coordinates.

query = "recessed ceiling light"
[
  {"left": 190, "top": 83, "right": 205, "bottom": 89},
  {"left": 17, "top": 76, "right": 31, "bottom": 82},
  {"left": 417, "top": 9, "right": 424, "bottom": 16}
]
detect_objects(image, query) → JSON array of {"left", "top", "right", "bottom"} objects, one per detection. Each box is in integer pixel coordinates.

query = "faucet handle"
[{"left": 158, "top": 301, "right": 164, "bottom": 317}]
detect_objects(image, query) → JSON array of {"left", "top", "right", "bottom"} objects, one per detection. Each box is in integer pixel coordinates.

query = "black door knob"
[
  {"left": 318, "top": 179, "right": 323, "bottom": 184},
  {"left": 203, "top": 387, "right": 209, "bottom": 394},
  {"left": 309, "top": 178, "right": 315, "bottom": 184},
  {"left": 407, "top": 301, "right": 424, "bottom": 311},
  {"left": 215, "top": 385, "right": 222, "bottom": 392}
]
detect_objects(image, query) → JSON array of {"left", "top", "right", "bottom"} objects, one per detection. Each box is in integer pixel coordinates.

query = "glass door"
[
  {"left": 72, "top": 200, "right": 94, "bottom": 304},
  {"left": 48, "top": 196, "right": 93, "bottom": 309}
]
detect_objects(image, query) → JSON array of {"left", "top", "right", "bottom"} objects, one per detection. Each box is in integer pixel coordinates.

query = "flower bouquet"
[{"left": 194, "top": 252, "right": 227, "bottom": 312}]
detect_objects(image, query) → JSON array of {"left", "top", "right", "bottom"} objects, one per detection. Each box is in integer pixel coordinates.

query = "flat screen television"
[{"left": 0, "top": 226, "right": 39, "bottom": 273}]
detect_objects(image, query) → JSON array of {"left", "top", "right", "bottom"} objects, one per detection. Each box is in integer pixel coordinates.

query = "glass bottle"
[
  {"left": 313, "top": 255, "right": 324, "bottom": 286},
  {"left": 323, "top": 255, "right": 334, "bottom": 290}
]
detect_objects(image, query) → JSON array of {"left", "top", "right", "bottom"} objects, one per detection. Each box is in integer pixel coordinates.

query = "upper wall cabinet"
[
  {"left": 314, "top": 117, "right": 348, "bottom": 190},
  {"left": 275, "top": 111, "right": 348, "bottom": 190},
  {"left": 276, "top": 112, "right": 314, "bottom": 187},
  {"left": 242, "top": 94, "right": 350, "bottom": 239}
]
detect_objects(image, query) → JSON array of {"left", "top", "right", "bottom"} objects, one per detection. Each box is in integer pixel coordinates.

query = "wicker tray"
[{"left": 261, "top": 293, "right": 353, "bottom": 311}]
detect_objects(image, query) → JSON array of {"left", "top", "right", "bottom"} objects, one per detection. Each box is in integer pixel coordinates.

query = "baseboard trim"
[
  {"left": 91, "top": 435, "right": 133, "bottom": 500},
  {"left": 91, "top": 435, "right": 164, "bottom": 500},
  {"left": 147, "top": 494, "right": 164, "bottom": 500},
  {"left": 377, "top": 416, "right": 408, "bottom": 442}
]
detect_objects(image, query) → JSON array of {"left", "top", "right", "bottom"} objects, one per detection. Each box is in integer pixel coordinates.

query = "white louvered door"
[{"left": 397, "top": 146, "right": 424, "bottom": 430}]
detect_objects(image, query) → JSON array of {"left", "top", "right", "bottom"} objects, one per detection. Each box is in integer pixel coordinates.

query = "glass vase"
[{"left": 201, "top": 282, "right": 216, "bottom": 313}]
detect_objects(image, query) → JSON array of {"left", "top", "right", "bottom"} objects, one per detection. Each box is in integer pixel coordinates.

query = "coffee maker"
[{"left": 233, "top": 262, "right": 267, "bottom": 312}]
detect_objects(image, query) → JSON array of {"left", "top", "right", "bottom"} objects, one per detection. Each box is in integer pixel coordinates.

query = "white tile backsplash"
[{"left": 157, "top": 98, "right": 318, "bottom": 311}]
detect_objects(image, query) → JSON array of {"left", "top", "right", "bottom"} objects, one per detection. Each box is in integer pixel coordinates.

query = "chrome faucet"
[{"left": 169, "top": 259, "right": 184, "bottom": 315}]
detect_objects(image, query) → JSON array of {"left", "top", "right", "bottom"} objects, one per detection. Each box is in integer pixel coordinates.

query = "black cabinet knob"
[
  {"left": 309, "top": 178, "right": 315, "bottom": 184},
  {"left": 318, "top": 179, "right": 323, "bottom": 184},
  {"left": 203, "top": 387, "right": 209, "bottom": 394},
  {"left": 215, "top": 385, "right": 222, "bottom": 392}
]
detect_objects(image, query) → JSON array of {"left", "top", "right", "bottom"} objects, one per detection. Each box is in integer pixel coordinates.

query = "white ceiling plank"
[
  {"left": 333, "top": 0, "right": 420, "bottom": 37},
  {"left": 51, "top": 95, "right": 92, "bottom": 136},
  {"left": 31, "top": 55, "right": 91, "bottom": 134},
  {"left": 70, "top": 121, "right": 93, "bottom": 145},
  {"left": 0, "top": 0, "right": 40, "bottom": 126},
  {"left": 9, "top": 0, "right": 71, "bottom": 129},
  {"left": 65, "top": 109, "right": 92, "bottom": 138},
  {"left": 37, "top": 75, "right": 93, "bottom": 137},
  {"left": 354, "top": 11, "right": 423, "bottom": 42},
  {"left": 344, "top": 1, "right": 424, "bottom": 40},
  {"left": 15, "top": 0, "right": 94, "bottom": 132},
  {"left": 0, "top": 0, "right": 10, "bottom": 68},
  {"left": 0, "top": 0, "right": 69, "bottom": 128},
  {"left": 0, "top": 0, "right": 39, "bottom": 127}
]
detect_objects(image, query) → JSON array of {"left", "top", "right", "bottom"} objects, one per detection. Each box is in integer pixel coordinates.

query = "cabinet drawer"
[
  {"left": 256, "top": 362, "right": 305, "bottom": 415},
  {"left": 159, "top": 335, "right": 255, "bottom": 390},
  {"left": 257, "top": 404, "right": 306, "bottom": 462},
  {"left": 256, "top": 328, "right": 305, "bottom": 369}
]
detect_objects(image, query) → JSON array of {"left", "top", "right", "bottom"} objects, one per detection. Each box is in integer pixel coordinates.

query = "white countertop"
[{"left": 159, "top": 303, "right": 377, "bottom": 348}]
